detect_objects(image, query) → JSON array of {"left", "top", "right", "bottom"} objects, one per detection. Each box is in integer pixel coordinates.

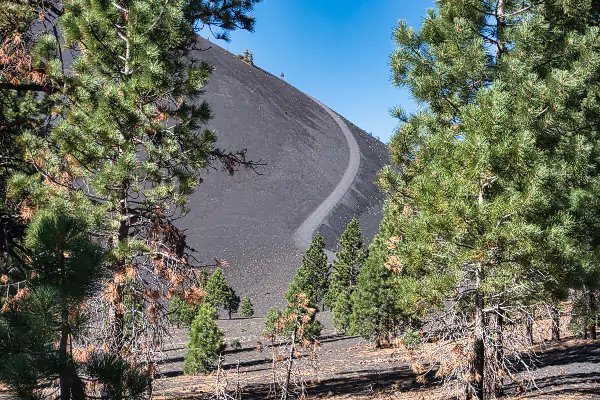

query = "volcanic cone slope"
[{"left": 179, "top": 37, "right": 388, "bottom": 310}]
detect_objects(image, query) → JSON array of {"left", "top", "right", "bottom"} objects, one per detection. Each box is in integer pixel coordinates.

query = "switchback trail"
[{"left": 293, "top": 98, "right": 361, "bottom": 250}]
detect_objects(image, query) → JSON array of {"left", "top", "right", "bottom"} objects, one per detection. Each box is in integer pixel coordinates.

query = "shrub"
[
  {"left": 400, "top": 329, "right": 421, "bottom": 350},
  {"left": 240, "top": 296, "right": 254, "bottom": 317},
  {"left": 183, "top": 303, "right": 225, "bottom": 375},
  {"left": 168, "top": 295, "right": 196, "bottom": 328}
]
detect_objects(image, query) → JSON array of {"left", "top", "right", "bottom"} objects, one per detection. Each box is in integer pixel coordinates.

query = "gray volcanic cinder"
[{"left": 178, "top": 37, "right": 389, "bottom": 311}]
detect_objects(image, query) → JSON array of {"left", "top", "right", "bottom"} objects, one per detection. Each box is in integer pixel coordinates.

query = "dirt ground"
[
  {"left": 1, "top": 312, "right": 599, "bottom": 399},
  {"left": 149, "top": 312, "right": 600, "bottom": 400}
]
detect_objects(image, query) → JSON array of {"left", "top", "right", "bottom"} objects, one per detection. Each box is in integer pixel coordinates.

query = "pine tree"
[
  {"left": 381, "top": 1, "right": 600, "bottom": 398},
  {"left": 183, "top": 303, "right": 225, "bottom": 375},
  {"left": 168, "top": 294, "right": 196, "bottom": 328},
  {"left": 262, "top": 306, "right": 283, "bottom": 338},
  {"left": 265, "top": 294, "right": 322, "bottom": 345},
  {"left": 204, "top": 267, "right": 238, "bottom": 318},
  {"left": 240, "top": 296, "right": 254, "bottom": 317},
  {"left": 349, "top": 208, "right": 404, "bottom": 346},
  {"left": 0, "top": 201, "right": 104, "bottom": 399},
  {"left": 84, "top": 352, "right": 151, "bottom": 400},
  {"left": 286, "top": 233, "right": 329, "bottom": 308},
  {"left": 225, "top": 289, "right": 240, "bottom": 319},
  {"left": 1, "top": 0, "right": 262, "bottom": 361},
  {"left": 270, "top": 244, "right": 327, "bottom": 343},
  {"left": 332, "top": 290, "right": 352, "bottom": 333},
  {"left": 324, "top": 217, "right": 366, "bottom": 331}
]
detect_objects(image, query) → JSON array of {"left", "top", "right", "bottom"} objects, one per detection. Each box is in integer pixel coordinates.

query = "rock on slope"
[{"left": 178, "top": 37, "right": 389, "bottom": 310}]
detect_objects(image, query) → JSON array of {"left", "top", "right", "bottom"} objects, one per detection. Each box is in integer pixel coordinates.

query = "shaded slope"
[{"left": 178, "top": 37, "right": 388, "bottom": 310}]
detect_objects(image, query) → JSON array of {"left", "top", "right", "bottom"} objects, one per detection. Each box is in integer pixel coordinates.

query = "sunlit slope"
[{"left": 178, "top": 37, "right": 388, "bottom": 309}]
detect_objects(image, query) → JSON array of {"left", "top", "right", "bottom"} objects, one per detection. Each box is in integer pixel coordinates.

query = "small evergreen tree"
[
  {"left": 225, "top": 289, "right": 240, "bottom": 319},
  {"left": 324, "top": 217, "right": 366, "bottom": 331},
  {"left": 286, "top": 233, "right": 329, "bottom": 308},
  {"left": 204, "top": 267, "right": 236, "bottom": 317},
  {"left": 349, "top": 236, "right": 401, "bottom": 346},
  {"left": 240, "top": 297, "right": 254, "bottom": 317},
  {"left": 0, "top": 201, "right": 106, "bottom": 399},
  {"left": 84, "top": 352, "right": 151, "bottom": 400},
  {"left": 332, "top": 290, "right": 352, "bottom": 333},
  {"left": 167, "top": 295, "right": 196, "bottom": 328},
  {"left": 183, "top": 303, "right": 225, "bottom": 375},
  {"left": 262, "top": 306, "right": 283, "bottom": 338},
  {"left": 349, "top": 203, "right": 413, "bottom": 346}
]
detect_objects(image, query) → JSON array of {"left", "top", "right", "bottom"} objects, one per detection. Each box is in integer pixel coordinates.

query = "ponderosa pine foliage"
[
  {"left": 381, "top": 1, "right": 600, "bottom": 398},
  {"left": 0, "top": 0, "right": 64, "bottom": 280},
  {"left": 0, "top": 201, "right": 150, "bottom": 400},
  {"left": 240, "top": 296, "right": 254, "bottom": 317},
  {"left": 277, "top": 235, "right": 329, "bottom": 342},
  {"left": 204, "top": 267, "right": 239, "bottom": 318},
  {"left": 167, "top": 293, "right": 197, "bottom": 328},
  {"left": 183, "top": 302, "right": 224, "bottom": 375},
  {"left": 324, "top": 217, "right": 366, "bottom": 331},
  {"left": 0, "top": 201, "right": 104, "bottom": 399},
  {"left": 286, "top": 233, "right": 329, "bottom": 308},
  {"left": 1, "top": 0, "right": 262, "bottom": 368},
  {"left": 349, "top": 205, "right": 408, "bottom": 347}
]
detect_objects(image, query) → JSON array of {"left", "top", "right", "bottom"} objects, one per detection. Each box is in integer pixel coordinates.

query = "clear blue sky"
[{"left": 203, "top": 1, "right": 434, "bottom": 143}]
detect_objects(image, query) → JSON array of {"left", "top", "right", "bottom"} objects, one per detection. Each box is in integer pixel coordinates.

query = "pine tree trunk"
[
  {"left": 59, "top": 307, "right": 71, "bottom": 400},
  {"left": 114, "top": 283, "right": 125, "bottom": 351},
  {"left": 496, "top": 0, "right": 506, "bottom": 59},
  {"left": 582, "top": 312, "right": 588, "bottom": 339},
  {"left": 494, "top": 310, "right": 504, "bottom": 398},
  {"left": 113, "top": 196, "right": 129, "bottom": 352},
  {"left": 472, "top": 263, "right": 485, "bottom": 400},
  {"left": 270, "top": 338, "right": 278, "bottom": 398},
  {"left": 58, "top": 255, "right": 86, "bottom": 400},
  {"left": 282, "top": 321, "right": 297, "bottom": 400},
  {"left": 588, "top": 292, "right": 597, "bottom": 340},
  {"left": 551, "top": 306, "right": 560, "bottom": 341},
  {"left": 525, "top": 316, "right": 533, "bottom": 345}
]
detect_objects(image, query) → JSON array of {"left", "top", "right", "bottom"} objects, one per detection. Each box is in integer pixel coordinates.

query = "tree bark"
[
  {"left": 472, "top": 263, "right": 485, "bottom": 400},
  {"left": 588, "top": 292, "right": 597, "bottom": 340},
  {"left": 0, "top": 82, "right": 53, "bottom": 92},
  {"left": 113, "top": 194, "right": 130, "bottom": 352},
  {"left": 525, "top": 315, "right": 533, "bottom": 345},
  {"left": 58, "top": 308, "right": 86, "bottom": 400},
  {"left": 496, "top": 0, "right": 506, "bottom": 60},
  {"left": 270, "top": 338, "right": 278, "bottom": 398},
  {"left": 59, "top": 307, "right": 71, "bottom": 400},
  {"left": 551, "top": 306, "right": 560, "bottom": 341},
  {"left": 113, "top": 284, "right": 125, "bottom": 351},
  {"left": 494, "top": 309, "right": 504, "bottom": 398},
  {"left": 282, "top": 320, "right": 297, "bottom": 400}
]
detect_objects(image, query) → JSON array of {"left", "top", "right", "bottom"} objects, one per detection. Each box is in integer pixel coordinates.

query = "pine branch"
[
  {"left": 0, "top": 82, "right": 56, "bottom": 93},
  {"left": 210, "top": 148, "right": 266, "bottom": 175}
]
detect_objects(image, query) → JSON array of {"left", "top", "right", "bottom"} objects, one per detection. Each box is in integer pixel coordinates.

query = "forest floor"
[
  {"left": 151, "top": 312, "right": 600, "bottom": 400},
  {"left": 1, "top": 313, "right": 598, "bottom": 399}
]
